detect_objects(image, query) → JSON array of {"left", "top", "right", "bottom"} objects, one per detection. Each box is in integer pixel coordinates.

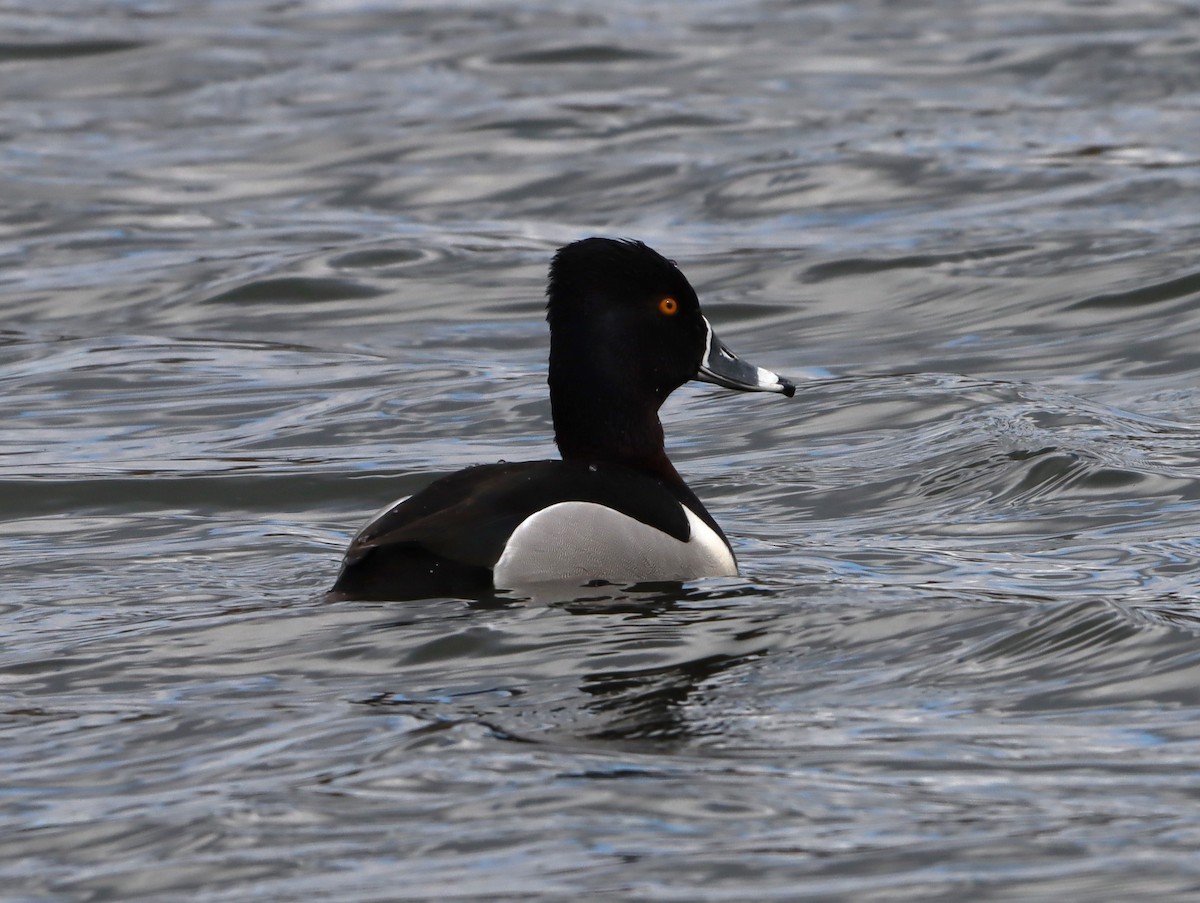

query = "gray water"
[{"left": 5, "top": 2, "right": 1200, "bottom": 900}]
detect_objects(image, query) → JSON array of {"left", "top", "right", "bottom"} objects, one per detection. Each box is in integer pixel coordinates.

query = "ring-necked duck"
[{"left": 330, "top": 237, "right": 794, "bottom": 600}]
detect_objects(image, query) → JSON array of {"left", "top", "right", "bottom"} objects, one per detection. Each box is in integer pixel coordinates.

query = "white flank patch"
[{"left": 493, "top": 501, "right": 736, "bottom": 587}]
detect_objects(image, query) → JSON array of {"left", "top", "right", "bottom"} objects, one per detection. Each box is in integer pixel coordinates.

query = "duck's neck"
[{"left": 550, "top": 383, "right": 682, "bottom": 485}]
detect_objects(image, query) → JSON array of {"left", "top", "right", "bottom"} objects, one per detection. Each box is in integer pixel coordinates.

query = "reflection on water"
[{"left": 5, "top": 0, "right": 1200, "bottom": 900}]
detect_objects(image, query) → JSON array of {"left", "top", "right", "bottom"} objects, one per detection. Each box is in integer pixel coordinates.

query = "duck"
[{"left": 329, "top": 237, "right": 794, "bottom": 601}]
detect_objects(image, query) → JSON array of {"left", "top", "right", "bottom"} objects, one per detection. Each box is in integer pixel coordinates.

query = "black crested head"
[
  {"left": 547, "top": 238, "right": 696, "bottom": 320},
  {"left": 546, "top": 237, "right": 708, "bottom": 405}
]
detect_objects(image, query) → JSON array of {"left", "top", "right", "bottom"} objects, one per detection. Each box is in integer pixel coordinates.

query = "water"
[{"left": 5, "top": 1, "right": 1200, "bottom": 899}]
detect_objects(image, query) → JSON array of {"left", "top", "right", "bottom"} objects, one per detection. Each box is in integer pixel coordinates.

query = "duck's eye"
[{"left": 658, "top": 297, "right": 679, "bottom": 316}]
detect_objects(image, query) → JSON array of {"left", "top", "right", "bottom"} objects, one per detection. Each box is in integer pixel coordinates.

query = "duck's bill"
[{"left": 697, "top": 318, "right": 795, "bottom": 397}]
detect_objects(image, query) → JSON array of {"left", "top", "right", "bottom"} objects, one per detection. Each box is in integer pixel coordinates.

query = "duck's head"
[{"left": 545, "top": 237, "right": 794, "bottom": 469}]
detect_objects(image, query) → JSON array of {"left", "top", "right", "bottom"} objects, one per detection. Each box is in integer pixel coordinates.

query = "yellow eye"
[{"left": 658, "top": 297, "right": 678, "bottom": 316}]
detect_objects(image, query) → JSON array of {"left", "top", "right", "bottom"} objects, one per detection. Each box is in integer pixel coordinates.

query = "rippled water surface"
[{"left": 5, "top": 2, "right": 1200, "bottom": 899}]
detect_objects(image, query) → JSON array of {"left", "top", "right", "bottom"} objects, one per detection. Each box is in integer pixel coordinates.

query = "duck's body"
[
  {"left": 330, "top": 459, "right": 734, "bottom": 600},
  {"left": 330, "top": 238, "right": 793, "bottom": 601}
]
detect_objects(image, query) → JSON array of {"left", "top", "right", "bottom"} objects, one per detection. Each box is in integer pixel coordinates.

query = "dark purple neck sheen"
[{"left": 550, "top": 388, "right": 683, "bottom": 486}]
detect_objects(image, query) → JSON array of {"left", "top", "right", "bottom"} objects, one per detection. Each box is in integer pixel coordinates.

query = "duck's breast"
[{"left": 492, "top": 500, "right": 736, "bottom": 586}]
